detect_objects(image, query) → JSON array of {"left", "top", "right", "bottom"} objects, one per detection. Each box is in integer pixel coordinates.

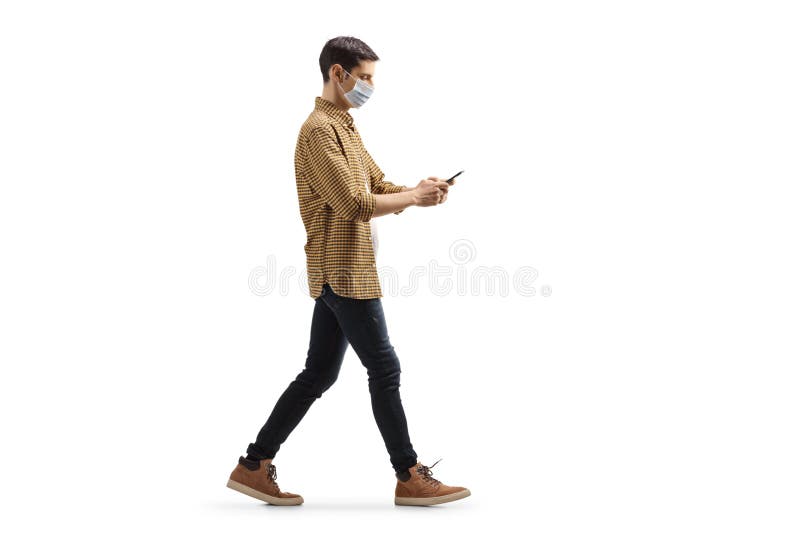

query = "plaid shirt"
[{"left": 294, "top": 96, "right": 408, "bottom": 300}]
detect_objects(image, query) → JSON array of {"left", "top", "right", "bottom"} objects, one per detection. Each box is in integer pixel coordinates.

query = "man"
[{"left": 226, "top": 36, "right": 470, "bottom": 507}]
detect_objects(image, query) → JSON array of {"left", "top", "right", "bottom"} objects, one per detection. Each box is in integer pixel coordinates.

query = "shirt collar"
[{"left": 314, "top": 96, "right": 354, "bottom": 130}]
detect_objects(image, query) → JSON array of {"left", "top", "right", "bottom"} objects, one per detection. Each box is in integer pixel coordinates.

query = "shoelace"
[
  {"left": 416, "top": 458, "right": 443, "bottom": 488},
  {"left": 266, "top": 464, "right": 280, "bottom": 489}
]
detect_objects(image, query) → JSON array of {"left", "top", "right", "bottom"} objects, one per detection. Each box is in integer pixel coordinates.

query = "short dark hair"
[{"left": 318, "top": 36, "right": 379, "bottom": 83}]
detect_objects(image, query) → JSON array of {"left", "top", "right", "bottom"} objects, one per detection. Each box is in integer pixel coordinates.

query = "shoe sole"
[
  {"left": 394, "top": 488, "right": 471, "bottom": 506},
  {"left": 226, "top": 479, "right": 304, "bottom": 506}
]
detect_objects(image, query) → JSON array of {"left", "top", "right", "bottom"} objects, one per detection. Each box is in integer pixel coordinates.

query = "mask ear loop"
[
  {"left": 336, "top": 68, "right": 350, "bottom": 95},
  {"left": 342, "top": 68, "right": 359, "bottom": 87}
]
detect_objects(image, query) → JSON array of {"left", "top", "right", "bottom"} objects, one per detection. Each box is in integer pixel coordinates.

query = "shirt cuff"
[
  {"left": 379, "top": 183, "right": 407, "bottom": 195},
  {"left": 358, "top": 191, "right": 377, "bottom": 221}
]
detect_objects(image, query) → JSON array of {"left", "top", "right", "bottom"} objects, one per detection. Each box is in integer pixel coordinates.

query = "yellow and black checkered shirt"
[{"left": 294, "top": 96, "right": 408, "bottom": 300}]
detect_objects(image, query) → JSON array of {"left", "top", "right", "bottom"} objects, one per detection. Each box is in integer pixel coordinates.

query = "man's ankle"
[{"left": 395, "top": 467, "right": 412, "bottom": 482}]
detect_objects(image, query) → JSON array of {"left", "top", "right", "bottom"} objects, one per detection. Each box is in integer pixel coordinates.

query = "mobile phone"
[{"left": 446, "top": 170, "right": 464, "bottom": 184}]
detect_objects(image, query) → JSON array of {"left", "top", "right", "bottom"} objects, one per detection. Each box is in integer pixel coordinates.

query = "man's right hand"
[{"left": 412, "top": 177, "right": 449, "bottom": 207}]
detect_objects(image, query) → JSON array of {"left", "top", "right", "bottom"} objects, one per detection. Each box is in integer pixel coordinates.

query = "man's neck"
[{"left": 320, "top": 87, "right": 351, "bottom": 112}]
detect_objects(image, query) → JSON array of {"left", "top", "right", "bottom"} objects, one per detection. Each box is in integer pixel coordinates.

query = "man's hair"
[{"left": 319, "top": 36, "right": 379, "bottom": 83}]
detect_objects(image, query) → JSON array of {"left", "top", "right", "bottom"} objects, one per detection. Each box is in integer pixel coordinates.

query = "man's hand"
[
  {"left": 412, "top": 177, "right": 450, "bottom": 207},
  {"left": 426, "top": 176, "right": 454, "bottom": 204},
  {"left": 436, "top": 176, "right": 454, "bottom": 203}
]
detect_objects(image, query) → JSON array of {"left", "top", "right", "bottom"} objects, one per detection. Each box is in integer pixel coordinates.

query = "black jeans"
[{"left": 246, "top": 282, "right": 418, "bottom": 473}]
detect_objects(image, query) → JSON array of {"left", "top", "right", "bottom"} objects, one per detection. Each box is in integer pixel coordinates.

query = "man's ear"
[{"left": 331, "top": 64, "right": 343, "bottom": 83}]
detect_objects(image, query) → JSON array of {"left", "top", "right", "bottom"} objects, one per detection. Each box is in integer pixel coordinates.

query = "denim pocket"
[{"left": 321, "top": 283, "right": 339, "bottom": 310}]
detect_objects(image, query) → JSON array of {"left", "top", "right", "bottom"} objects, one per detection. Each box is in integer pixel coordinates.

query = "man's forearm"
[{"left": 372, "top": 189, "right": 415, "bottom": 217}]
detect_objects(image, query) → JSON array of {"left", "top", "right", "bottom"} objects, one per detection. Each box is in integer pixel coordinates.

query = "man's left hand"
[{"left": 430, "top": 177, "right": 452, "bottom": 204}]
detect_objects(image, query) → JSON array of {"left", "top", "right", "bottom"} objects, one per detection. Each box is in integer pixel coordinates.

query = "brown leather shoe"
[
  {"left": 394, "top": 459, "right": 471, "bottom": 506},
  {"left": 226, "top": 456, "right": 304, "bottom": 505}
]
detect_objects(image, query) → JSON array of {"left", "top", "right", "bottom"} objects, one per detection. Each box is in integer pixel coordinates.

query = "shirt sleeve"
[
  {"left": 304, "top": 125, "right": 376, "bottom": 222},
  {"left": 362, "top": 146, "right": 408, "bottom": 215}
]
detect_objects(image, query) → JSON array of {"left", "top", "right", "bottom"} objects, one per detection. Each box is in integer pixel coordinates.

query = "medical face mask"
[{"left": 337, "top": 68, "right": 374, "bottom": 108}]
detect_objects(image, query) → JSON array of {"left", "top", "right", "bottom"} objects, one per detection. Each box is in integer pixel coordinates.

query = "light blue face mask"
[{"left": 337, "top": 68, "right": 374, "bottom": 108}]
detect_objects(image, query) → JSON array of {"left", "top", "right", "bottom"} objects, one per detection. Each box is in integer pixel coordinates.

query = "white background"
[{"left": 1, "top": 1, "right": 798, "bottom": 532}]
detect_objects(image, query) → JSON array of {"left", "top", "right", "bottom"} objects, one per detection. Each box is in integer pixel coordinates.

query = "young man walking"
[{"left": 226, "top": 36, "right": 470, "bottom": 507}]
